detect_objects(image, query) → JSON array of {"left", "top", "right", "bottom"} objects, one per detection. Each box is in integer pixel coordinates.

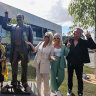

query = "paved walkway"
[{"left": 86, "top": 52, "right": 95, "bottom": 68}]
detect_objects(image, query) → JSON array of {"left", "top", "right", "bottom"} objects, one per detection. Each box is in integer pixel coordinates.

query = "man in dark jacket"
[
  {"left": 66, "top": 28, "right": 96, "bottom": 96},
  {"left": 1, "top": 12, "right": 33, "bottom": 92}
]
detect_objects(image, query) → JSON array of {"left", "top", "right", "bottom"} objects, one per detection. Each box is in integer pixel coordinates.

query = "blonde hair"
[
  {"left": 53, "top": 33, "right": 63, "bottom": 46},
  {"left": 45, "top": 32, "right": 53, "bottom": 45}
]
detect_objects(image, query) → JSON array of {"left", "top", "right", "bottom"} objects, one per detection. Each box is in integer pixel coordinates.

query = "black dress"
[{"left": 0, "top": 50, "right": 4, "bottom": 82}]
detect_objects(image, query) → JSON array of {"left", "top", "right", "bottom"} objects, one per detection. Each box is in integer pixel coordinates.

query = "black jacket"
[{"left": 66, "top": 38, "right": 96, "bottom": 64}]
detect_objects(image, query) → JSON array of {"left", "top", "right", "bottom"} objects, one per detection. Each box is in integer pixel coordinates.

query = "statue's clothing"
[
  {"left": 15, "top": 25, "right": 22, "bottom": 46},
  {"left": 2, "top": 19, "right": 33, "bottom": 87}
]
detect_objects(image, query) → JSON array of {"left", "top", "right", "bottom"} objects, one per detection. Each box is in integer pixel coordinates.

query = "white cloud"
[
  {"left": 0, "top": 0, "right": 58, "bottom": 17},
  {"left": 46, "top": 0, "right": 73, "bottom": 26},
  {"left": 0, "top": 0, "right": 73, "bottom": 26},
  {"left": 28, "top": 0, "right": 59, "bottom": 17},
  {"left": 62, "top": 0, "right": 71, "bottom": 8},
  {"left": 61, "top": 21, "right": 74, "bottom": 27}
]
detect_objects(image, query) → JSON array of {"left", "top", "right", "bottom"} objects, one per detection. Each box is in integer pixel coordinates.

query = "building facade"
[{"left": 0, "top": 2, "right": 62, "bottom": 45}]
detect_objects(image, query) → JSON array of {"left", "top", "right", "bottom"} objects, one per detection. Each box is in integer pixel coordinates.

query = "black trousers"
[{"left": 67, "top": 63, "right": 83, "bottom": 94}]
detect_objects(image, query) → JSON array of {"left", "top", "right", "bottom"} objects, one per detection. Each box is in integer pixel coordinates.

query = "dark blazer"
[
  {"left": 2, "top": 19, "right": 33, "bottom": 63},
  {"left": 66, "top": 38, "right": 96, "bottom": 64}
]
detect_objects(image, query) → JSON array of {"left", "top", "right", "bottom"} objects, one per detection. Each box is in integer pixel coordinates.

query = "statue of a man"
[{"left": 1, "top": 11, "right": 33, "bottom": 92}]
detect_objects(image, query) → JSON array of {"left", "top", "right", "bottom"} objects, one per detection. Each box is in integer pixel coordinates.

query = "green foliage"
[
  {"left": 4, "top": 34, "right": 11, "bottom": 45},
  {"left": 9, "top": 18, "right": 17, "bottom": 24},
  {"left": 68, "top": 0, "right": 95, "bottom": 33},
  {"left": 9, "top": 18, "right": 29, "bottom": 25}
]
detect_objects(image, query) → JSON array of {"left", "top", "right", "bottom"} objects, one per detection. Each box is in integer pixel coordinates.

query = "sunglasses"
[
  {"left": 44, "top": 36, "right": 49, "bottom": 38},
  {"left": 54, "top": 37, "right": 59, "bottom": 40}
]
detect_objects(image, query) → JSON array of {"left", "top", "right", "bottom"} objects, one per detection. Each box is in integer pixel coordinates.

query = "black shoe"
[
  {"left": 13, "top": 86, "right": 18, "bottom": 93},
  {"left": 24, "top": 86, "right": 31, "bottom": 92},
  {"left": 67, "top": 89, "right": 72, "bottom": 96}
]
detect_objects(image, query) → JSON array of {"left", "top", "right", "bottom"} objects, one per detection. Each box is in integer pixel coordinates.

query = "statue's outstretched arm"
[{"left": 2, "top": 11, "right": 12, "bottom": 32}]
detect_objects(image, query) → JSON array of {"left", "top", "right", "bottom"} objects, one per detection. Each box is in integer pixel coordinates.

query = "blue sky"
[
  {"left": 0, "top": 0, "right": 73, "bottom": 35},
  {"left": 62, "top": 26, "right": 70, "bottom": 35}
]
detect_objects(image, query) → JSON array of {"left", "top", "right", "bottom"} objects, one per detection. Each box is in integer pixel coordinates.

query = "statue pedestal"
[{"left": 0, "top": 81, "right": 37, "bottom": 96}]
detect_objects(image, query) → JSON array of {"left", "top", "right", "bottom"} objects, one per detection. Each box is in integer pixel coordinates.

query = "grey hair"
[{"left": 75, "top": 28, "right": 83, "bottom": 33}]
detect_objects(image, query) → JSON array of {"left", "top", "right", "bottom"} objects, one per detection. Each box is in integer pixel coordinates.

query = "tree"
[
  {"left": 68, "top": 0, "right": 96, "bottom": 78},
  {"left": 68, "top": 0, "right": 95, "bottom": 30}
]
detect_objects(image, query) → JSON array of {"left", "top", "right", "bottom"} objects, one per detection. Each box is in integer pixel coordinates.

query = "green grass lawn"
[
  {"left": 59, "top": 66, "right": 96, "bottom": 96},
  {"left": 6, "top": 60, "right": 96, "bottom": 96}
]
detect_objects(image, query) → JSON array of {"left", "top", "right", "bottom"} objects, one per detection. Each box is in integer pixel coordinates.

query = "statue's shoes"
[{"left": 24, "top": 86, "right": 32, "bottom": 93}]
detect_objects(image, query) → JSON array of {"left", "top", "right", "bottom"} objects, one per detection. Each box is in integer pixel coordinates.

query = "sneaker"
[
  {"left": 67, "top": 89, "right": 72, "bottom": 96},
  {"left": 57, "top": 91, "right": 61, "bottom": 96},
  {"left": 78, "top": 93, "right": 83, "bottom": 96}
]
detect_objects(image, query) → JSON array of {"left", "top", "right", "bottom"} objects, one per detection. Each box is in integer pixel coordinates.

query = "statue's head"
[{"left": 16, "top": 14, "right": 24, "bottom": 25}]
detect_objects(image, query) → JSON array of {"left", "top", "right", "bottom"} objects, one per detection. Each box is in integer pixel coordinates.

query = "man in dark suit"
[
  {"left": 66, "top": 28, "right": 96, "bottom": 96},
  {"left": 1, "top": 11, "right": 33, "bottom": 92}
]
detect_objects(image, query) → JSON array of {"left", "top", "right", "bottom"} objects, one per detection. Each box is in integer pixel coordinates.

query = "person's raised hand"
[
  {"left": 85, "top": 31, "right": 91, "bottom": 38},
  {"left": 67, "top": 40, "right": 71, "bottom": 48}
]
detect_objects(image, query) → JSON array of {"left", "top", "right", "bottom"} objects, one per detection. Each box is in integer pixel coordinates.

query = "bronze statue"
[{"left": 1, "top": 11, "right": 33, "bottom": 92}]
